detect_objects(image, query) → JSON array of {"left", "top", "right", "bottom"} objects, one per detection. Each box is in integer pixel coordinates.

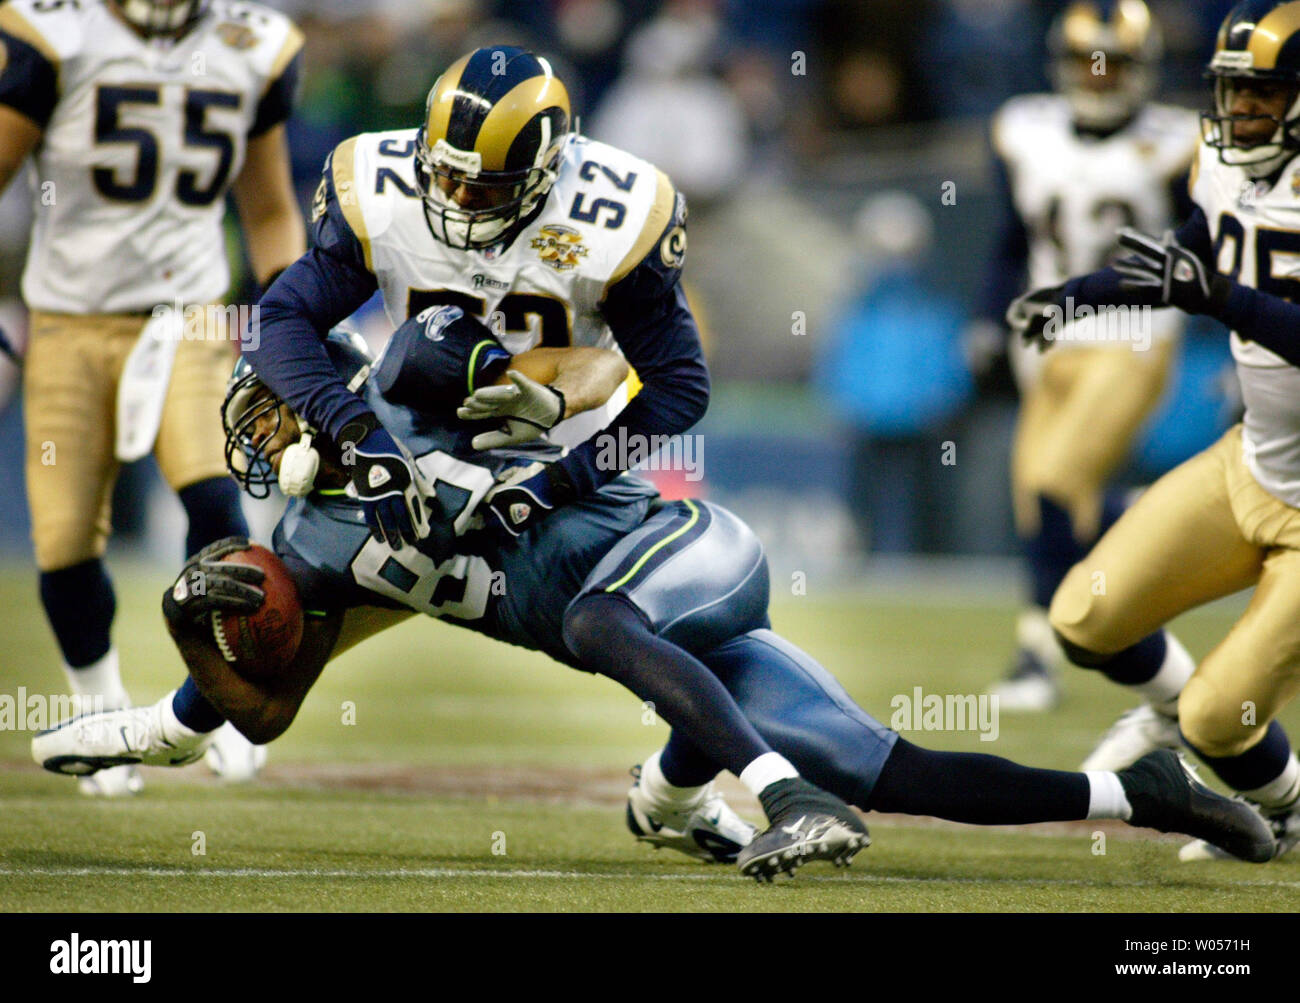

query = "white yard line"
[{"left": 1, "top": 865, "right": 1298, "bottom": 890}]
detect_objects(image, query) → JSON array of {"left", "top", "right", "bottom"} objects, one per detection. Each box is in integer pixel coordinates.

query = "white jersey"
[
  {"left": 0, "top": 0, "right": 302, "bottom": 314},
  {"left": 995, "top": 94, "right": 1197, "bottom": 358},
  {"left": 321, "top": 129, "right": 683, "bottom": 444},
  {"left": 1191, "top": 142, "right": 1300, "bottom": 505}
]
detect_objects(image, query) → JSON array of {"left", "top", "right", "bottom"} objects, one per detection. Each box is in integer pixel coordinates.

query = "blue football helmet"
[
  {"left": 414, "top": 47, "right": 571, "bottom": 250},
  {"left": 222, "top": 329, "right": 373, "bottom": 499}
]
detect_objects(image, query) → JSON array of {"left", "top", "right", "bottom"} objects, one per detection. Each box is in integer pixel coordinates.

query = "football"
[{"left": 210, "top": 543, "right": 304, "bottom": 681}]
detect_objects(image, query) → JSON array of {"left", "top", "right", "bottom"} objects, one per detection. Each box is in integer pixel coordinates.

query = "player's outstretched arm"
[{"left": 234, "top": 123, "right": 306, "bottom": 289}]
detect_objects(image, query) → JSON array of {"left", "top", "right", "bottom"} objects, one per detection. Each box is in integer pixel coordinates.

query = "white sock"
[
  {"left": 739, "top": 752, "right": 799, "bottom": 797},
  {"left": 158, "top": 689, "right": 204, "bottom": 747},
  {"left": 1086, "top": 770, "right": 1132, "bottom": 821},
  {"left": 1132, "top": 633, "right": 1195, "bottom": 715},
  {"left": 63, "top": 648, "right": 129, "bottom": 710},
  {"left": 1241, "top": 753, "right": 1300, "bottom": 812},
  {"left": 638, "top": 749, "right": 707, "bottom": 810}
]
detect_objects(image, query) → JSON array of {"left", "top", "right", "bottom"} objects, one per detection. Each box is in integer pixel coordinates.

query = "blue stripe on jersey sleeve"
[
  {"left": 249, "top": 49, "right": 301, "bottom": 138},
  {"left": 0, "top": 30, "right": 57, "bottom": 128}
]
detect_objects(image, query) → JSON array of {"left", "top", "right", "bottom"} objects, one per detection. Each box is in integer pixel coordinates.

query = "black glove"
[
  {"left": 162, "top": 536, "right": 265, "bottom": 631},
  {"left": 482, "top": 462, "right": 576, "bottom": 540},
  {"left": 337, "top": 412, "right": 431, "bottom": 549},
  {"left": 1006, "top": 284, "right": 1068, "bottom": 351},
  {"left": 1114, "top": 227, "right": 1233, "bottom": 316}
]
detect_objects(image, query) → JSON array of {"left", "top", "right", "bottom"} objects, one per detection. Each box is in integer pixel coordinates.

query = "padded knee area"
[{"left": 1179, "top": 674, "right": 1267, "bottom": 759}]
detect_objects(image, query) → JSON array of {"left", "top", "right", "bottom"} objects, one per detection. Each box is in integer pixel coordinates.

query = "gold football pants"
[
  {"left": 24, "top": 310, "right": 235, "bottom": 571},
  {"left": 1050, "top": 425, "right": 1300, "bottom": 757}
]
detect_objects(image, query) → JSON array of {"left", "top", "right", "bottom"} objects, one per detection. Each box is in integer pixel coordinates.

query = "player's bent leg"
[
  {"left": 1051, "top": 429, "right": 1263, "bottom": 768},
  {"left": 1050, "top": 427, "right": 1262, "bottom": 657},
  {"left": 699, "top": 630, "right": 1271, "bottom": 860},
  {"left": 1175, "top": 547, "right": 1300, "bottom": 860},
  {"left": 567, "top": 501, "right": 867, "bottom": 879}
]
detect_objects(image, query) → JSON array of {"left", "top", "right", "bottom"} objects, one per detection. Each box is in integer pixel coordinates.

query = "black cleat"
[
  {"left": 737, "top": 778, "right": 870, "bottom": 882},
  {"left": 1119, "top": 750, "right": 1275, "bottom": 863}
]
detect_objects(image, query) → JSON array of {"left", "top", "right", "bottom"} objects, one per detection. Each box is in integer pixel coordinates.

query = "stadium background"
[{"left": 4, "top": 0, "right": 1297, "bottom": 913}]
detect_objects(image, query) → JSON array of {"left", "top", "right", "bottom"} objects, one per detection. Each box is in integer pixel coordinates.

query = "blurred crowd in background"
[{"left": 0, "top": 0, "right": 1246, "bottom": 573}]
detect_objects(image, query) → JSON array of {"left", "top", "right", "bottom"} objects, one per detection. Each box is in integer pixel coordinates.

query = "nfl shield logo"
[{"left": 509, "top": 502, "right": 532, "bottom": 525}]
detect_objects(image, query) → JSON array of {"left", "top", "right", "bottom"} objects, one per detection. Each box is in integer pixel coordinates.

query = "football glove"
[
  {"left": 1006, "top": 284, "right": 1067, "bottom": 351},
  {"left": 1113, "top": 228, "right": 1232, "bottom": 316},
  {"left": 482, "top": 461, "right": 576, "bottom": 539},
  {"left": 162, "top": 537, "right": 265, "bottom": 632},
  {"left": 337, "top": 413, "right": 431, "bottom": 549},
  {"left": 457, "top": 370, "right": 567, "bottom": 450}
]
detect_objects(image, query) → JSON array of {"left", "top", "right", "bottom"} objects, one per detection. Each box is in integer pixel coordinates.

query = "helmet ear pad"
[{"left": 277, "top": 431, "right": 321, "bottom": 498}]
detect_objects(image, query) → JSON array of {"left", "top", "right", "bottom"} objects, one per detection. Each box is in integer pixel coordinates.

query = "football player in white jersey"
[
  {"left": 1009, "top": 0, "right": 1300, "bottom": 859},
  {"left": 982, "top": 0, "right": 1199, "bottom": 712},
  {"left": 0, "top": 0, "right": 306, "bottom": 792}
]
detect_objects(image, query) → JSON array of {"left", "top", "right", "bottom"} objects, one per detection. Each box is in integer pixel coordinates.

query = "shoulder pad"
[{"left": 0, "top": 0, "right": 80, "bottom": 69}]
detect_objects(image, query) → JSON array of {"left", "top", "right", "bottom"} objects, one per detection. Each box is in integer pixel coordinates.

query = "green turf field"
[{"left": 1, "top": 562, "right": 1297, "bottom": 912}]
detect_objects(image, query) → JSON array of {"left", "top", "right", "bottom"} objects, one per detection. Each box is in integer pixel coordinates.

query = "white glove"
[{"left": 458, "top": 370, "right": 566, "bottom": 450}]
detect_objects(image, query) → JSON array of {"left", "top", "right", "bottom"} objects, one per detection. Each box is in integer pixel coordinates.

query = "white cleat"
[
  {"left": 77, "top": 765, "right": 143, "bottom": 797},
  {"left": 204, "top": 722, "right": 267, "bottom": 782},
  {"left": 1081, "top": 703, "right": 1182, "bottom": 772},
  {"left": 32, "top": 703, "right": 211, "bottom": 776},
  {"left": 626, "top": 767, "right": 758, "bottom": 863},
  {"left": 1180, "top": 800, "right": 1300, "bottom": 862}
]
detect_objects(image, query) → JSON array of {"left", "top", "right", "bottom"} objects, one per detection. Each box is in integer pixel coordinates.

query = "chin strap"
[{"left": 277, "top": 417, "right": 321, "bottom": 497}]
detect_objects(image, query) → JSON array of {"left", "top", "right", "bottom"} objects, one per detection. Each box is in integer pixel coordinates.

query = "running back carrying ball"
[{"left": 163, "top": 537, "right": 303, "bottom": 679}]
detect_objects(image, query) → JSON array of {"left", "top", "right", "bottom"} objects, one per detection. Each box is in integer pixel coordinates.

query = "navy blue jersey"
[{"left": 272, "top": 308, "right": 658, "bottom": 667}]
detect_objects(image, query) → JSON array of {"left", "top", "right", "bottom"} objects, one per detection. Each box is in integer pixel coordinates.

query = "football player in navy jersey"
[{"left": 33, "top": 309, "right": 1277, "bottom": 878}]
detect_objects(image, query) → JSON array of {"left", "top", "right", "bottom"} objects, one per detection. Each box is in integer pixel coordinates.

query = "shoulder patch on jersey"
[
  {"left": 659, "top": 195, "right": 686, "bottom": 270},
  {"left": 215, "top": 21, "right": 259, "bottom": 50},
  {"left": 530, "top": 223, "right": 590, "bottom": 271}
]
